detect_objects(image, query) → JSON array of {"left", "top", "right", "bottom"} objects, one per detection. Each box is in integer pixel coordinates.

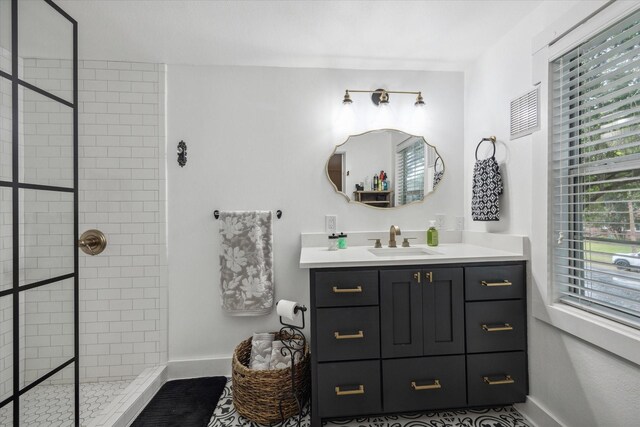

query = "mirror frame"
[{"left": 325, "top": 128, "right": 445, "bottom": 209}]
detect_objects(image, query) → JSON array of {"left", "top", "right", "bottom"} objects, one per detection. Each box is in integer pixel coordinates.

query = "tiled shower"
[{"left": 0, "top": 1, "right": 167, "bottom": 424}]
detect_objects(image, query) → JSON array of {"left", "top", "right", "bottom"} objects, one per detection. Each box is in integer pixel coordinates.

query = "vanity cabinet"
[
  {"left": 308, "top": 261, "right": 527, "bottom": 426},
  {"left": 380, "top": 267, "right": 464, "bottom": 358}
]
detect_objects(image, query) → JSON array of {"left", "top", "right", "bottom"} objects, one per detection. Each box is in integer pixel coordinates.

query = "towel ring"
[
  {"left": 475, "top": 136, "right": 496, "bottom": 160},
  {"left": 434, "top": 156, "right": 443, "bottom": 173}
]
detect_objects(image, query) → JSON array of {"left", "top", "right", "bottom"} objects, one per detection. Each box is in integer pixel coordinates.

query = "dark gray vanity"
[{"left": 308, "top": 261, "right": 527, "bottom": 426}]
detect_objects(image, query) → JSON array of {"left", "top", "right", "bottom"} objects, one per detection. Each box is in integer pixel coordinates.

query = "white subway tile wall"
[
  {"left": 0, "top": 289, "right": 12, "bottom": 403},
  {"left": 0, "top": 46, "right": 12, "bottom": 410},
  {"left": 21, "top": 278, "right": 75, "bottom": 386},
  {"left": 0, "top": 73, "right": 10, "bottom": 182},
  {"left": 12, "top": 59, "right": 168, "bottom": 385},
  {"left": 77, "top": 60, "right": 167, "bottom": 382}
]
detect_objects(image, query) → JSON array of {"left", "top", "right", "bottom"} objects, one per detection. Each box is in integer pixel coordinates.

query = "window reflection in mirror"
[{"left": 326, "top": 129, "right": 444, "bottom": 208}]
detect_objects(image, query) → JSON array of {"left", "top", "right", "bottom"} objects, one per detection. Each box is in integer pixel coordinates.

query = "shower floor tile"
[{"left": 0, "top": 380, "right": 129, "bottom": 426}]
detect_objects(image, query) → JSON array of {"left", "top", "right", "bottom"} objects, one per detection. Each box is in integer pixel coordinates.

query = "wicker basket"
[{"left": 232, "top": 332, "right": 310, "bottom": 424}]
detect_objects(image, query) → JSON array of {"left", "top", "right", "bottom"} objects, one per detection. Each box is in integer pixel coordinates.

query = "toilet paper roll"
[{"left": 276, "top": 299, "right": 299, "bottom": 321}]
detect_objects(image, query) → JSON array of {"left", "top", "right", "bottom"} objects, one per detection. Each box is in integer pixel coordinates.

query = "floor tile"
[{"left": 209, "top": 378, "right": 532, "bottom": 427}]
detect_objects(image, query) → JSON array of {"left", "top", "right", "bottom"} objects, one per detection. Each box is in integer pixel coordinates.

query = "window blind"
[
  {"left": 396, "top": 139, "right": 425, "bottom": 205},
  {"left": 551, "top": 8, "right": 640, "bottom": 329}
]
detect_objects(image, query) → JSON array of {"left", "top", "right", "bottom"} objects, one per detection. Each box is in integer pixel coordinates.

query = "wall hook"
[{"left": 177, "top": 140, "right": 187, "bottom": 167}]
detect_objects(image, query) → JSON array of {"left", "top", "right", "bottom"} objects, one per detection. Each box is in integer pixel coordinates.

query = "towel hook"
[
  {"left": 213, "top": 209, "right": 282, "bottom": 219},
  {"left": 475, "top": 136, "right": 496, "bottom": 160}
]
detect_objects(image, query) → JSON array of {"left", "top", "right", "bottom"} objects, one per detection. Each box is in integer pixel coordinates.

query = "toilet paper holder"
[
  {"left": 276, "top": 302, "right": 308, "bottom": 425},
  {"left": 278, "top": 303, "right": 306, "bottom": 330}
]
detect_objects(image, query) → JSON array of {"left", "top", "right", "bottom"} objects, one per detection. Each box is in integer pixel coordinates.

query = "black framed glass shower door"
[{"left": 0, "top": 0, "right": 78, "bottom": 425}]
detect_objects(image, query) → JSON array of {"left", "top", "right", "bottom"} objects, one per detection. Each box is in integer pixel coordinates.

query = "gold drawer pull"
[
  {"left": 481, "top": 280, "right": 512, "bottom": 287},
  {"left": 334, "top": 330, "right": 364, "bottom": 340},
  {"left": 483, "top": 375, "right": 514, "bottom": 385},
  {"left": 482, "top": 323, "right": 513, "bottom": 332},
  {"left": 411, "top": 379, "right": 441, "bottom": 390},
  {"left": 335, "top": 385, "right": 365, "bottom": 396},
  {"left": 425, "top": 271, "right": 433, "bottom": 283},
  {"left": 332, "top": 286, "right": 362, "bottom": 293}
]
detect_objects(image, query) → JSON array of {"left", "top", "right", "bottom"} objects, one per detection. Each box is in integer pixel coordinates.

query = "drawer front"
[
  {"left": 465, "top": 264, "right": 525, "bottom": 301},
  {"left": 316, "top": 307, "right": 380, "bottom": 362},
  {"left": 466, "top": 300, "right": 526, "bottom": 353},
  {"left": 315, "top": 270, "right": 379, "bottom": 307},
  {"left": 382, "top": 355, "right": 466, "bottom": 413},
  {"left": 317, "top": 360, "right": 381, "bottom": 418},
  {"left": 467, "top": 352, "right": 527, "bottom": 406}
]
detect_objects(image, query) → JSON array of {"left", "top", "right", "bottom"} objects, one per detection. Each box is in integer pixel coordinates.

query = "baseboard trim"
[
  {"left": 515, "top": 396, "right": 566, "bottom": 427},
  {"left": 168, "top": 356, "right": 232, "bottom": 380}
]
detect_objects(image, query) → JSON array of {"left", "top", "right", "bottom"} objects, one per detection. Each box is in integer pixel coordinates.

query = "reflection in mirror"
[{"left": 327, "top": 129, "right": 444, "bottom": 208}]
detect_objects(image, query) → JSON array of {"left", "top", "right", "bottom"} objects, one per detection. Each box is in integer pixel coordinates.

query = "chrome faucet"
[{"left": 389, "top": 225, "right": 401, "bottom": 248}]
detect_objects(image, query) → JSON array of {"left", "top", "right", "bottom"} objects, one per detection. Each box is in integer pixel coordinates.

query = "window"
[
  {"left": 551, "top": 9, "right": 640, "bottom": 329},
  {"left": 396, "top": 138, "right": 425, "bottom": 205}
]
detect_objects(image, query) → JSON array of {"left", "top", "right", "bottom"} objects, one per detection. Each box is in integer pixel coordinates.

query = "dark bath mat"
[{"left": 131, "top": 376, "right": 227, "bottom": 427}]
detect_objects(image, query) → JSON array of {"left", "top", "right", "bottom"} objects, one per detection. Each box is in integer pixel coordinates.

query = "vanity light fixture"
[
  {"left": 342, "top": 88, "right": 425, "bottom": 107},
  {"left": 342, "top": 90, "right": 353, "bottom": 104}
]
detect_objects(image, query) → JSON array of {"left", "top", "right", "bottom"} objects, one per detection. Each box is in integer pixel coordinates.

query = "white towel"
[{"left": 219, "top": 211, "right": 274, "bottom": 315}]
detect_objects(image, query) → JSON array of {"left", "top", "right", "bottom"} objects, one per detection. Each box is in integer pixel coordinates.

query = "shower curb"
[{"left": 87, "top": 365, "right": 167, "bottom": 427}]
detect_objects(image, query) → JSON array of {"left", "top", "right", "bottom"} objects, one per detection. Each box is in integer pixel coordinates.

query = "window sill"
[{"left": 532, "top": 298, "right": 640, "bottom": 366}]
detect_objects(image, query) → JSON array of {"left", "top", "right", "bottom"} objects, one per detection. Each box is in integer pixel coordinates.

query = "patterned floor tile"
[{"left": 208, "top": 378, "right": 532, "bottom": 427}]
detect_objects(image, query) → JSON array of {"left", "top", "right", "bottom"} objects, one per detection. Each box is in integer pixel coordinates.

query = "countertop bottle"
[
  {"left": 427, "top": 220, "right": 439, "bottom": 246},
  {"left": 328, "top": 233, "right": 339, "bottom": 251},
  {"left": 337, "top": 232, "right": 348, "bottom": 249}
]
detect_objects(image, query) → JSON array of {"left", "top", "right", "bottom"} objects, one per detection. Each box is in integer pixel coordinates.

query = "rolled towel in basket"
[
  {"left": 249, "top": 332, "right": 274, "bottom": 370},
  {"left": 269, "top": 339, "right": 304, "bottom": 370}
]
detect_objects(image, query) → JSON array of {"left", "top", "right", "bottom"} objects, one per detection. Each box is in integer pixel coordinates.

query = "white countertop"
[{"left": 299, "top": 231, "right": 527, "bottom": 269}]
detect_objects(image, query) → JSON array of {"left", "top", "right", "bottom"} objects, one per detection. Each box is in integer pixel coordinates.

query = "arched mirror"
[{"left": 326, "top": 129, "right": 444, "bottom": 208}]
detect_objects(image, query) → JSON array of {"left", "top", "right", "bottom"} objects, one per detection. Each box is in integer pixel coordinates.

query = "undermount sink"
[{"left": 368, "top": 247, "right": 440, "bottom": 257}]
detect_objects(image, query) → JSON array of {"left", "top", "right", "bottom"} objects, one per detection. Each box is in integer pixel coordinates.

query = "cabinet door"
[
  {"left": 422, "top": 267, "right": 465, "bottom": 355},
  {"left": 380, "top": 269, "right": 422, "bottom": 358}
]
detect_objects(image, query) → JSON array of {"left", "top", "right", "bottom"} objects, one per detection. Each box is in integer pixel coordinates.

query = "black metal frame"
[{"left": 0, "top": 1, "right": 79, "bottom": 425}]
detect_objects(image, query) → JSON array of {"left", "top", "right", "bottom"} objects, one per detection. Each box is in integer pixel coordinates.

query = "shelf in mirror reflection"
[{"left": 326, "top": 129, "right": 444, "bottom": 209}]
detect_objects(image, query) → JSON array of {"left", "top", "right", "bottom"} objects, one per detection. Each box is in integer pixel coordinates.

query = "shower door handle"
[{"left": 78, "top": 229, "right": 107, "bottom": 255}]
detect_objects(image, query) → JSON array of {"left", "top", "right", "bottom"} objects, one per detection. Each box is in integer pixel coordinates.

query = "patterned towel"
[
  {"left": 249, "top": 333, "right": 274, "bottom": 370},
  {"left": 471, "top": 157, "right": 503, "bottom": 221},
  {"left": 269, "top": 339, "right": 304, "bottom": 370},
  {"left": 219, "top": 211, "right": 274, "bottom": 315},
  {"left": 433, "top": 170, "right": 444, "bottom": 187}
]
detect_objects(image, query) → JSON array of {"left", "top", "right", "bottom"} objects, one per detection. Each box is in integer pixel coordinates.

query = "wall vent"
[{"left": 510, "top": 87, "right": 540, "bottom": 140}]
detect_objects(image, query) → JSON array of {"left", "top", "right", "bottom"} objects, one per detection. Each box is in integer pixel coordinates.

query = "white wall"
[
  {"left": 167, "top": 65, "right": 464, "bottom": 363},
  {"left": 464, "top": 1, "right": 640, "bottom": 426}
]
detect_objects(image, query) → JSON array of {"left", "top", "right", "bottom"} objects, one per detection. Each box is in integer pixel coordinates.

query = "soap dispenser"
[{"left": 427, "top": 220, "right": 439, "bottom": 247}]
